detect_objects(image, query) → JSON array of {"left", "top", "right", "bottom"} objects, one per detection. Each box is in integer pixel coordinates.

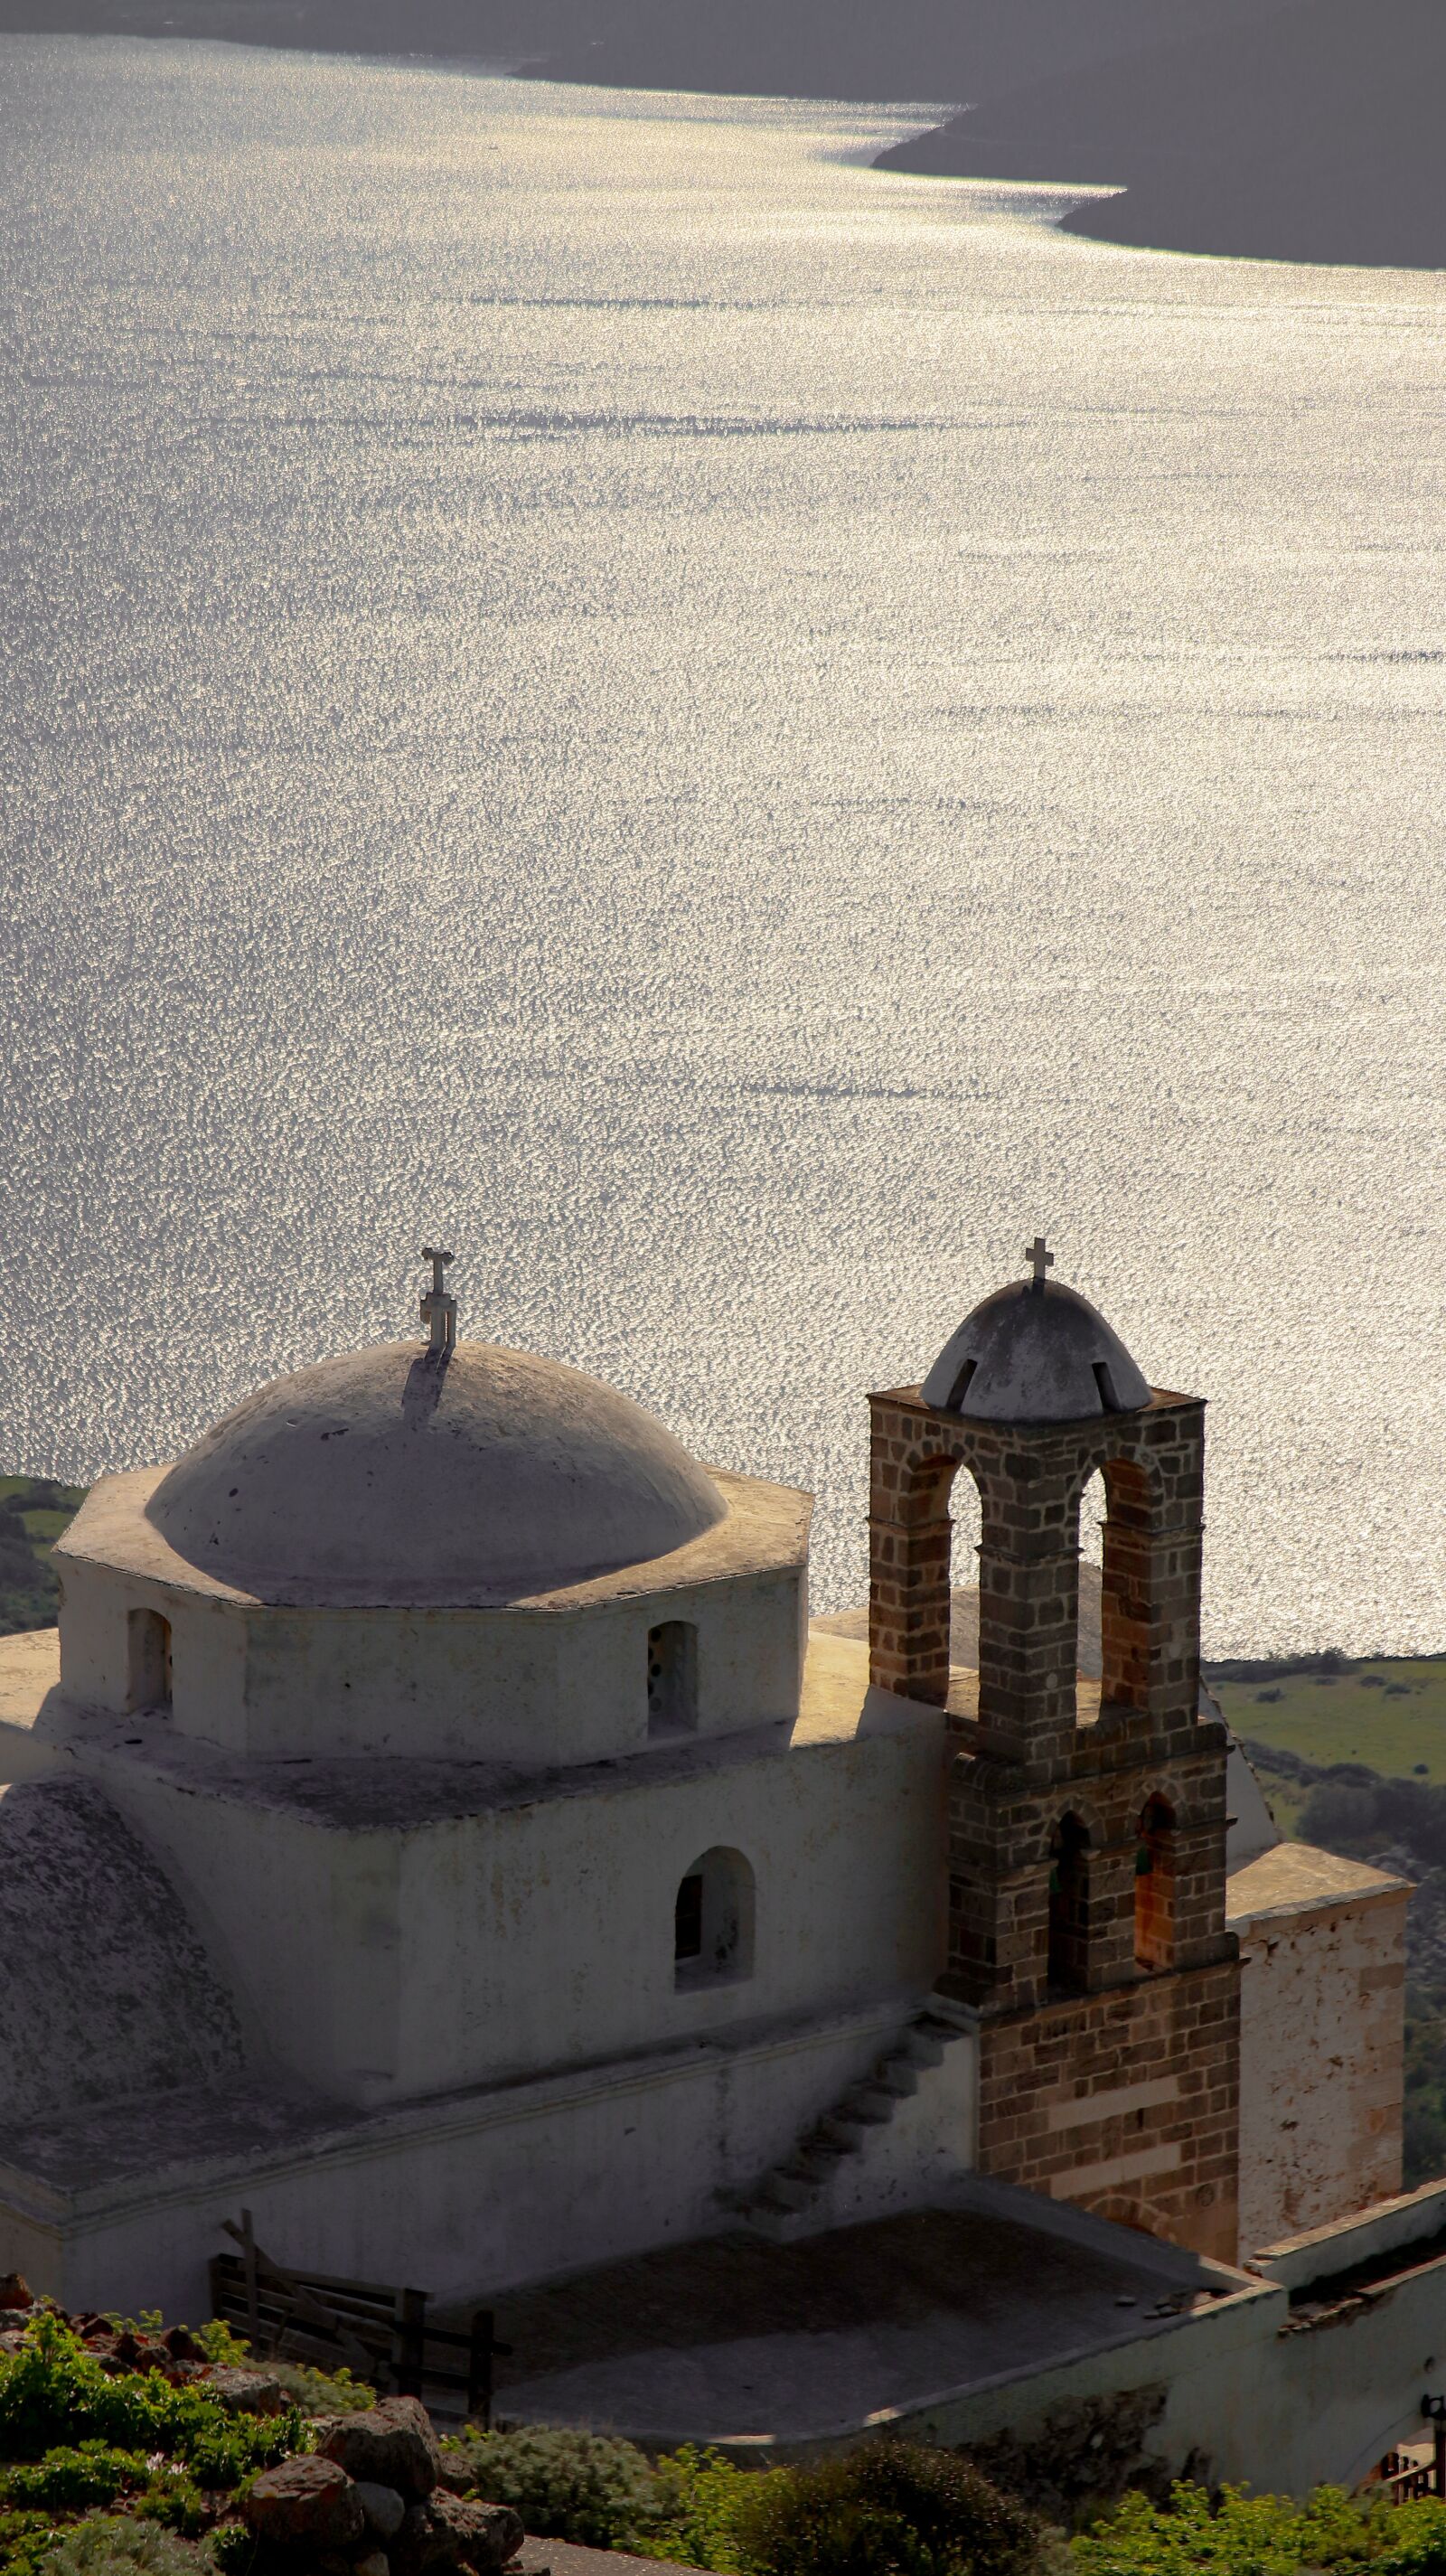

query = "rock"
[
  {"left": 316, "top": 2395, "right": 443, "bottom": 2500},
  {"left": 434, "top": 2456, "right": 476, "bottom": 2496},
  {"left": 242, "top": 2455, "right": 366, "bottom": 2552},
  {"left": 163, "top": 2324, "right": 204, "bottom": 2362},
  {"left": 211, "top": 2366, "right": 290, "bottom": 2417},
  {"left": 0, "top": 2272, "right": 32, "bottom": 2308},
  {"left": 356, "top": 2556, "right": 391, "bottom": 2576},
  {"left": 353, "top": 2480, "right": 408, "bottom": 2539},
  {"left": 438, "top": 2494, "right": 523, "bottom": 2571},
  {"left": 392, "top": 2491, "right": 523, "bottom": 2575}
]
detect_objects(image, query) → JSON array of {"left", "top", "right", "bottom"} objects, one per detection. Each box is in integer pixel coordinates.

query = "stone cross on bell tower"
[
  {"left": 1026, "top": 1235, "right": 1054, "bottom": 1289},
  {"left": 420, "top": 1246, "right": 456, "bottom": 1355}
]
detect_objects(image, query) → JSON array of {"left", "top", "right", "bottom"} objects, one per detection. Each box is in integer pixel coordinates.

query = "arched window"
[
  {"left": 648, "top": 1622, "right": 698, "bottom": 1736},
  {"left": 1134, "top": 1794, "right": 1176, "bottom": 1970},
  {"left": 1075, "top": 1468, "right": 1108, "bottom": 1727},
  {"left": 674, "top": 1847, "right": 755, "bottom": 1990},
  {"left": 1047, "top": 1813, "right": 1092, "bottom": 1992},
  {"left": 127, "top": 1607, "right": 172, "bottom": 1714}
]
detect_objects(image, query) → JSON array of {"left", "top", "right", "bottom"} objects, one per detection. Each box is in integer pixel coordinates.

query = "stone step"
[
  {"left": 737, "top": 1999, "right": 966, "bottom": 2242},
  {"left": 818, "top": 2111, "right": 873, "bottom": 2150},
  {"left": 800, "top": 2129, "right": 855, "bottom": 2167},
  {"left": 739, "top": 2199, "right": 813, "bottom": 2242},
  {"left": 758, "top": 2167, "right": 814, "bottom": 2212},
  {"left": 836, "top": 2085, "right": 897, "bottom": 2124},
  {"left": 897, "top": 2030, "right": 945, "bottom": 2070},
  {"left": 873, "top": 2054, "right": 919, "bottom": 2098}
]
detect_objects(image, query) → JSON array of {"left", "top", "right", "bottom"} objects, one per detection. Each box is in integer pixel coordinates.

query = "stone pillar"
[
  {"left": 867, "top": 1394, "right": 953, "bottom": 1704},
  {"left": 1099, "top": 1417, "right": 1205, "bottom": 1730}
]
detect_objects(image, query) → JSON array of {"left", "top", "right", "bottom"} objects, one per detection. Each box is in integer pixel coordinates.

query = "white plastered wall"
[
  {"left": 0, "top": 1999, "right": 979, "bottom": 2325},
  {"left": 1235, "top": 1885, "right": 1408, "bottom": 2253},
  {"left": 81, "top": 1708, "right": 948, "bottom": 2106}
]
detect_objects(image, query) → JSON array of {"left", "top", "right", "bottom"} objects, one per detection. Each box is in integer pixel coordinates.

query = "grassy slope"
[
  {"left": 1213, "top": 1661, "right": 1446, "bottom": 1788},
  {"left": 0, "top": 1475, "right": 86, "bottom": 1635}
]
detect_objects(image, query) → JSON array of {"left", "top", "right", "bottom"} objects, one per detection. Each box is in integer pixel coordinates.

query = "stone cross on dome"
[
  {"left": 420, "top": 1246, "right": 456, "bottom": 1354},
  {"left": 1025, "top": 1234, "right": 1055, "bottom": 1292}
]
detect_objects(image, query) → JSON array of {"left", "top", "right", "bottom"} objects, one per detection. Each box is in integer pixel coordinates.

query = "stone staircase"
[{"left": 738, "top": 2002, "right": 972, "bottom": 2242}]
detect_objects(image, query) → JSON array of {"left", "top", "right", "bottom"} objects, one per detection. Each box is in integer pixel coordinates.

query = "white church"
[{"left": 0, "top": 1244, "right": 1442, "bottom": 2494}]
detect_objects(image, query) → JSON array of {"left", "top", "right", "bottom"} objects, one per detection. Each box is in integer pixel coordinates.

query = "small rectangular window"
[
  {"left": 648, "top": 1622, "right": 698, "bottom": 1736},
  {"left": 127, "top": 1608, "right": 173, "bottom": 1714},
  {"left": 674, "top": 1873, "right": 703, "bottom": 1962}
]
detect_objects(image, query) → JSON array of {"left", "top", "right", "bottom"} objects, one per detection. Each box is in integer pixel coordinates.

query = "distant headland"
[{"left": 875, "top": 0, "right": 1446, "bottom": 272}]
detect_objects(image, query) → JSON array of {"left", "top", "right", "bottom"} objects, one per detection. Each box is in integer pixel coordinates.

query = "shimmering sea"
[{"left": 3, "top": 33, "right": 1445, "bottom": 1653}]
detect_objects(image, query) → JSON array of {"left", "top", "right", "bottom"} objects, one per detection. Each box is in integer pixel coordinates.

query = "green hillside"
[
  {"left": 0, "top": 1475, "right": 87, "bottom": 1635},
  {"left": 1212, "top": 1658, "right": 1446, "bottom": 1786}
]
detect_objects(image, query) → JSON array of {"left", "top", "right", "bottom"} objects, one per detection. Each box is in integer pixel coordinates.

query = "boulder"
[
  {"left": 316, "top": 2396, "right": 443, "bottom": 2499},
  {"left": 434, "top": 2455, "right": 477, "bottom": 2496},
  {"left": 353, "top": 2480, "right": 408, "bottom": 2539},
  {"left": 242, "top": 2455, "right": 366, "bottom": 2552},
  {"left": 393, "top": 2490, "right": 523, "bottom": 2575},
  {"left": 357, "top": 2556, "right": 391, "bottom": 2576},
  {"left": 211, "top": 2366, "right": 290, "bottom": 2417},
  {"left": 0, "top": 2272, "right": 32, "bottom": 2308}
]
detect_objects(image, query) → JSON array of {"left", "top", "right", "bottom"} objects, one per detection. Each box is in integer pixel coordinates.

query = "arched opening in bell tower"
[
  {"left": 1047, "top": 1812, "right": 1093, "bottom": 1993},
  {"left": 1075, "top": 1467, "right": 1108, "bottom": 1727},
  {"left": 946, "top": 1462, "right": 983, "bottom": 1688},
  {"left": 1135, "top": 1794, "right": 1177, "bottom": 1969}
]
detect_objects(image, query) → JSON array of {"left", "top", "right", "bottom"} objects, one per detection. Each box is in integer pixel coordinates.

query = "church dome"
[
  {"left": 920, "top": 1274, "right": 1151, "bottom": 1424},
  {"left": 146, "top": 1340, "right": 727, "bottom": 1603}
]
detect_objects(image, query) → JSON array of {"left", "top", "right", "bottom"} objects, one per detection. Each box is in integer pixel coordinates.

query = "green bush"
[
  {"left": 0, "top": 2315, "right": 301, "bottom": 2486},
  {"left": 1376, "top": 2501, "right": 1446, "bottom": 2576},
  {"left": 0, "top": 2507, "right": 64, "bottom": 2576},
  {"left": 1, "top": 2445, "right": 150, "bottom": 2514},
  {"left": 649, "top": 2446, "right": 759, "bottom": 2571},
  {"left": 37, "top": 2517, "right": 204, "bottom": 2576},
  {"left": 731, "top": 2440, "right": 1041, "bottom": 2576},
  {"left": 1071, "top": 2484, "right": 1378, "bottom": 2576},
  {"left": 192, "top": 2319, "right": 376, "bottom": 2417},
  {"left": 448, "top": 2426, "right": 669, "bottom": 2551}
]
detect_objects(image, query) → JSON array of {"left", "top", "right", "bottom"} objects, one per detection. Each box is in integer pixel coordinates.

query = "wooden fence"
[{"left": 209, "top": 2214, "right": 507, "bottom": 2426}]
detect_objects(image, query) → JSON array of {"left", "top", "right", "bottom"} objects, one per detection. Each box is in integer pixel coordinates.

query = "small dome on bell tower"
[{"left": 920, "top": 1236, "right": 1150, "bottom": 1423}]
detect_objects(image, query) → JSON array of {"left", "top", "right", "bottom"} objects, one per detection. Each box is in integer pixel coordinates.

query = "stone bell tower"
[{"left": 869, "top": 1242, "right": 1241, "bottom": 2261}]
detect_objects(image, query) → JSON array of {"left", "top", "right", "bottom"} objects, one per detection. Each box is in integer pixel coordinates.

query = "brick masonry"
[
  {"left": 978, "top": 1960, "right": 1241, "bottom": 2261},
  {"left": 868, "top": 1378, "right": 1242, "bottom": 2261}
]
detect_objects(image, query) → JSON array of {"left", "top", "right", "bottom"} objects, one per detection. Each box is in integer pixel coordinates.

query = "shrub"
[
  {"left": 192, "top": 2320, "right": 376, "bottom": 2417},
  {"left": 0, "top": 2315, "right": 301, "bottom": 2486},
  {"left": 0, "top": 2508, "right": 62, "bottom": 2576},
  {"left": 253, "top": 2361, "right": 377, "bottom": 2418},
  {"left": 731, "top": 2440, "right": 1040, "bottom": 2576},
  {"left": 1071, "top": 2483, "right": 1377, "bottom": 2576},
  {"left": 1376, "top": 2501, "right": 1446, "bottom": 2576},
  {"left": 448, "top": 2426, "right": 668, "bottom": 2551},
  {"left": 38, "top": 2517, "right": 204, "bottom": 2576},
  {"left": 648, "top": 2447, "right": 758, "bottom": 2571},
  {"left": 2, "top": 2444, "right": 150, "bottom": 2513}
]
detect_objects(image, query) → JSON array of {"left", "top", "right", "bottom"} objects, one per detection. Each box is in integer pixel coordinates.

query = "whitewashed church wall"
[
  {"left": 0, "top": 1998, "right": 976, "bottom": 2324},
  {"left": 57, "top": 1562, "right": 249, "bottom": 1746},
  {"left": 84, "top": 1708, "right": 946, "bottom": 2106},
  {"left": 390, "top": 1726, "right": 947, "bottom": 2101},
  {"left": 61, "top": 1565, "right": 805, "bottom": 1765},
  {"left": 1235, "top": 1888, "right": 1407, "bottom": 2254}
]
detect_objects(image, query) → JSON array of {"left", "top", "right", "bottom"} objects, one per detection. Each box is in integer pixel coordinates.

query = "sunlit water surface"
[{"left": 4, "top": 35, "right": 1445, "bottom": 1656}]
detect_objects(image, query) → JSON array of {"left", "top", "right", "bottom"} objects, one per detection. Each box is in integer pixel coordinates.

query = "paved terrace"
[{"left": 484, "top": 2187, "right": 1246, "bottom": 2452}]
